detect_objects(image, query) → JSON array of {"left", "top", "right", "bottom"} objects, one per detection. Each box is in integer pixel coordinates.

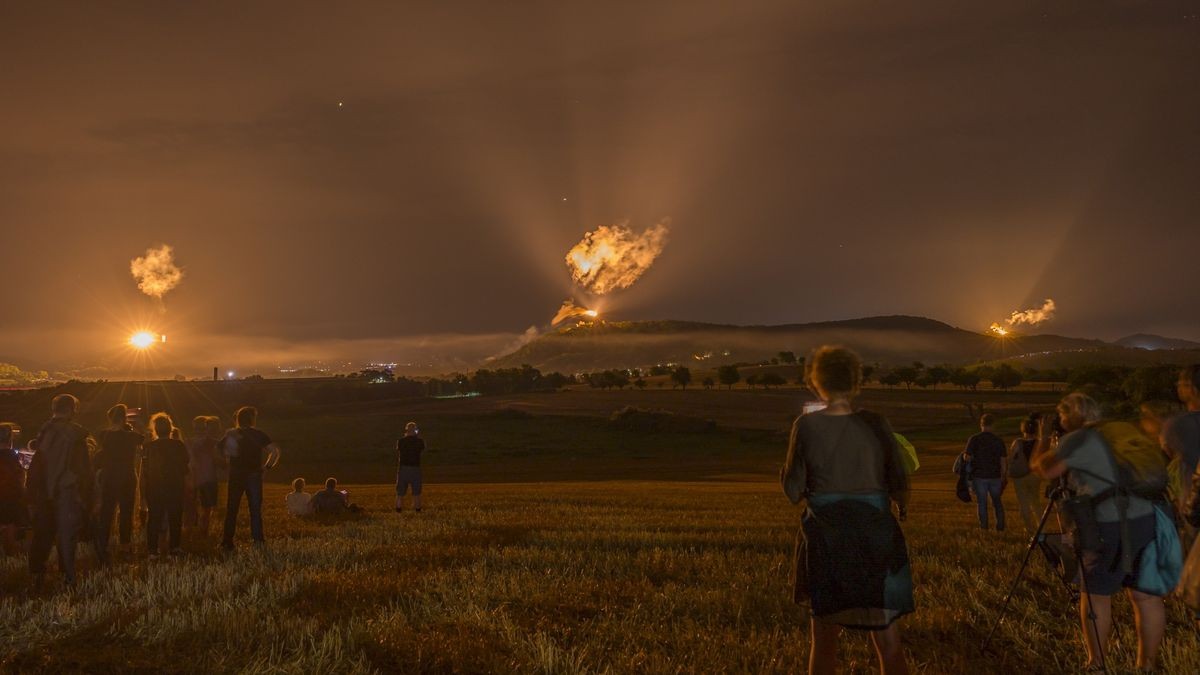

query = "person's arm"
[
  {"left": 780, "top": 417, "right": 805, "bottom": 504},
  {"left": 262, "top": 443, "right": 281, "bottom": 470},
  {"left": 963, "top": 435, "right": 977, "bottom": 462},
  {"left": 1032, "top": 422, "right": 1078, "bottom": 480},
  {"left": 877, "top": 415, "right": 910, "bottom": 511},
  {"left": 1187, "top": 462, "right": 1200, "bottom": 527}
]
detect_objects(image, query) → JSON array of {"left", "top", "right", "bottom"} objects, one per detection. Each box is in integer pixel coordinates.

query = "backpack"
[
  {"left": 1085, "top": 422, "right": 1170, "bottom": 575},
  {"left": 1094, "top": 421, "right": 1168, "bottom": 502}
]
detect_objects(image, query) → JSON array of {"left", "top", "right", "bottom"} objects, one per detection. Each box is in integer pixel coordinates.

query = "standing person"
[
  {"left": 221, "top": 406, "right": 281, "bottom": 551},
  {"left": 0, "top": 423, "right": 25, "bottom": 557},
  {"left": 1164, "top": 365, "right": 1200, "bottom": 539},
  {"left": 1032, "top": 393, "right": 1164, "bottom": 672},
  {"left": 395, "top": 422, "right": 425, "bottom": 513},
  {"left": 781, "top": 346, "right": 912, "bottom": 675},
  {"left": 963, "top": 414, "right": 1008, "bottom": 531},
  {"left": 143, "top": 413, "right": 189, "bottom": 556},
  {"left": 26, "top": 394, "right": 95, "bottom": 589},
  {"left": 95, "top": 404, "right": 144, "bottom": 558},
  {"left": 188, "top": 416, "right": 224, "bottom": 537},
  {"left": 1008, "top": 417, "right": 1042, "bottom": 532}
]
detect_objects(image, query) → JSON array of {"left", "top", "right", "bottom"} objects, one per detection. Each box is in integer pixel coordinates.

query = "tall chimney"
[{"left": 214, "top": 367, "right": 219, "bottom": 382}]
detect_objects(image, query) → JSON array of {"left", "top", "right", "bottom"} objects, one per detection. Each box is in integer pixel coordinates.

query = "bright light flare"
[
  {"left": 988, "top": 324, "right": 1009, "bottom": 337},
  {"left": 130, "top": 331, "right": 158, "bottom": 349},
  {"left": 584, "top": 310, "right": 598, "bottom": 318}
]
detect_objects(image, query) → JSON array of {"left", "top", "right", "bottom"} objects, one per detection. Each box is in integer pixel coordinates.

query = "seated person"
[
  {"left": 285, "top": 478, "right": 312, "bottom": 516},
  {"left": 310, "top": 477, "right": 351, "bottom": 515}
]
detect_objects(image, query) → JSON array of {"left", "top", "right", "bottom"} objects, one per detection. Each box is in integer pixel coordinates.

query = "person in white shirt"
[{"left": 285, "top": 477, "right": 311, "bottom": 516}]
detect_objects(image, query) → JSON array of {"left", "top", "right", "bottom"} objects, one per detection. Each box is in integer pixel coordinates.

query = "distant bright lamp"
[{"left": 130, "top": 331, "right": 156, "bottom": 349}]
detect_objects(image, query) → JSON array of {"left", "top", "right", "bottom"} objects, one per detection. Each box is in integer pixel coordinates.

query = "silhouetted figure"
[
  {"left": 781, "top": 346, "right": 911, "bottom": 675},
  {"left": 0, "top": 423, "right": 25, "bottom": 557},
  {"left": 286, "top": 477, "right": 311, "bottom": 516},
  {"left": 27, "top": 394, "right": 95, "bottom": 588},
  {"left": 95, "top": 404, "right": 144, "bottom": 557},
  {"left": 395, "top": 422, "right": 425, "bottom": 513},
  {"left": 221, "top": 406, "right": 280, "bottom": 550},
  {"left": 311, "top": 477, "right": 351, "bottom": 515},
  {"left": 188, "top": 416, "right": 225, "bottom": 537},
  {"left": 1007, "top": 417, "right": 1042, "bottom": 533},
  {"left": 1031, "top": 393, "right": 1165, "bottom": 672},
  {"left": 964, "top": 414, "right": 1007, "bottom": 531},
  {"left": 144, "top": 413, "right": 189, "bottom": 556}
]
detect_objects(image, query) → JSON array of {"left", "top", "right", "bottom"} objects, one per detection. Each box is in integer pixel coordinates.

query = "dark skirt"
[{"left": 793, "top": 493, "right": 915, "bottom": 629}]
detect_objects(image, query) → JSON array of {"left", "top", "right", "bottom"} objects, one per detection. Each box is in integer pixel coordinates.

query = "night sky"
[{"left": 2, "top": 2, "right": 1198, "bottom": 373}]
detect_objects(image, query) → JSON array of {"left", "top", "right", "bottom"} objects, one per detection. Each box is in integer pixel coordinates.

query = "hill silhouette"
[{"left": 490, "top": 315, "right": 1113, "bottom": 372}]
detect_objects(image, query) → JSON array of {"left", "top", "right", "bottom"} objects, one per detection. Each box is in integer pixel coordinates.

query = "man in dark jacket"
[{"left": 26, "top": 394, "right": 95, "bottom": 588}]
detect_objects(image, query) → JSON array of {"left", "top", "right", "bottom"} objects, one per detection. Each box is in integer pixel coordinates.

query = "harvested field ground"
[{"left": 1, "top": 384, "right": 1196, "bottom": 673}]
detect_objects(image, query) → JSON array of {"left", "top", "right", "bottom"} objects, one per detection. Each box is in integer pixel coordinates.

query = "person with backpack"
[
  {"left": 963, "top": 414, "right": 1007, "bottom": 531},
  {"left": 781, "top": 346, "right": 912, "bottom": 675},
  {"left": 220, "top": 406, "right": 280, "bottom": 551},
  {"left": 1008, "top": 417, "right": 1042, "bottom": 532},
  {"left": 143, "top": 413, "right": 189, "bottom": 556},
  {"left": 95, "top": 404, "right": 143, "bottom": 558},
  {"left": 26, "top": 394, "right": 95, "bottom": 589},
  {"left": 1031, "top": 392, "right": 1169, "bottom": 673}
]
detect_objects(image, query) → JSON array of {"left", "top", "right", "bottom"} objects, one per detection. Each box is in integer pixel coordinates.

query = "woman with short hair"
[
  {"left": 1032, "top": 392, "right": 1165, "bottom": 672},
  {"left": 781, "top": 346, "right": 912, "bottom": 675}
]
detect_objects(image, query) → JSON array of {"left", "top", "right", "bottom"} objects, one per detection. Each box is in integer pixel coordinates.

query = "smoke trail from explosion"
[
  {"left": 1007, "top": 298, "right": 1056, "bottom": 327},
  {"left": 552, "top": 299, "right": 599, "bottom": 325},
  {"left": 565, "top": 219, "right": 670, "bottom": 295},
  {"left": 130, "top": 245, "right": 184, "bottom": 300}
]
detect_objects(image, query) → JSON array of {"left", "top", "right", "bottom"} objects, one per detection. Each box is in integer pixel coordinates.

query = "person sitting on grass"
[
  {"left": 310, "top": 477, "right": 360, "bottom": 515},
  {"left": 286, "top": 477, "right": 312, "bottom": 516},
  {"left": 781, "top": 345, "right": 912, "bottom": 675}
]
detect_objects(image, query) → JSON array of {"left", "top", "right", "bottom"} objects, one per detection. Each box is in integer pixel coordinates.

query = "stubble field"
[{"left": 1, "top": 383, "right": 1197, "bottom": 673}]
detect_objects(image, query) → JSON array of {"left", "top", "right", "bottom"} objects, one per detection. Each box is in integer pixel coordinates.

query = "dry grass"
[{"left": 2, "top": 479, "right": 1198, "bottom": 674}]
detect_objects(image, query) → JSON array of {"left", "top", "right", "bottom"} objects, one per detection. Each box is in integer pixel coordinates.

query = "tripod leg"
[{"left": 981, "top": 497, "right": 1060, "bottom": 653}]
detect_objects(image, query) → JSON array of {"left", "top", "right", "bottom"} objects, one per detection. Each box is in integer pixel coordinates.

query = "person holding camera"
[
  {"left": 1008, "top": 417, "right": 1043, "bottom": 533},
  {"left": 1031, "top": 393, "right": 1163, "bottom": 673}
]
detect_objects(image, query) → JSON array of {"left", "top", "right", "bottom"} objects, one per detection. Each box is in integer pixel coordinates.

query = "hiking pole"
[{"left": 980, "top": 487, "right": 1064, "bottom": 654}]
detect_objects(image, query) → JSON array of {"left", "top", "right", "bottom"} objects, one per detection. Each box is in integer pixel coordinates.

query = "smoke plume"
[
  {"left": 552, "top": 299, "right": 598, "bottom": 325},
  {"left": 1007, "top": 298, "right": 1056, "bottom": 327},
  {"left": 130, "top": 245, "right": 184, "bottom": 299},
  {"left": 565, "top": 219, "right": 669, "bottom": 295}
]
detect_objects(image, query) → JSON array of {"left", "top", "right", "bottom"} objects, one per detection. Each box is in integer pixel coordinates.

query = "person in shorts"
[
  {"left": 1032, "top": 392, "right": 1164, "bottom": 673},
  {"left": 395, "top": 422, "right": 424, "bottom": 513}
]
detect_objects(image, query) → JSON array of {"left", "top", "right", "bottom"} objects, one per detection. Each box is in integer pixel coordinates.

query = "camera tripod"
[{"left": 981, "top": 486, "right": 1108, "bottom": 673}]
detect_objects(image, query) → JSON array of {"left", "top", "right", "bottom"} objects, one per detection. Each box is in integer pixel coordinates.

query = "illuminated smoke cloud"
[
  {"left": 565, "top": 219, "right": 669, "bottom": 295},
  {"left": 130, "top": 245, "right": 184, "bottom": 299},
  {"left": 552, "top": 299, "right": 599, "bottom": 325},
  {"left": 1007, "top": 298, "right": 1056, "bottom": 327}
]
